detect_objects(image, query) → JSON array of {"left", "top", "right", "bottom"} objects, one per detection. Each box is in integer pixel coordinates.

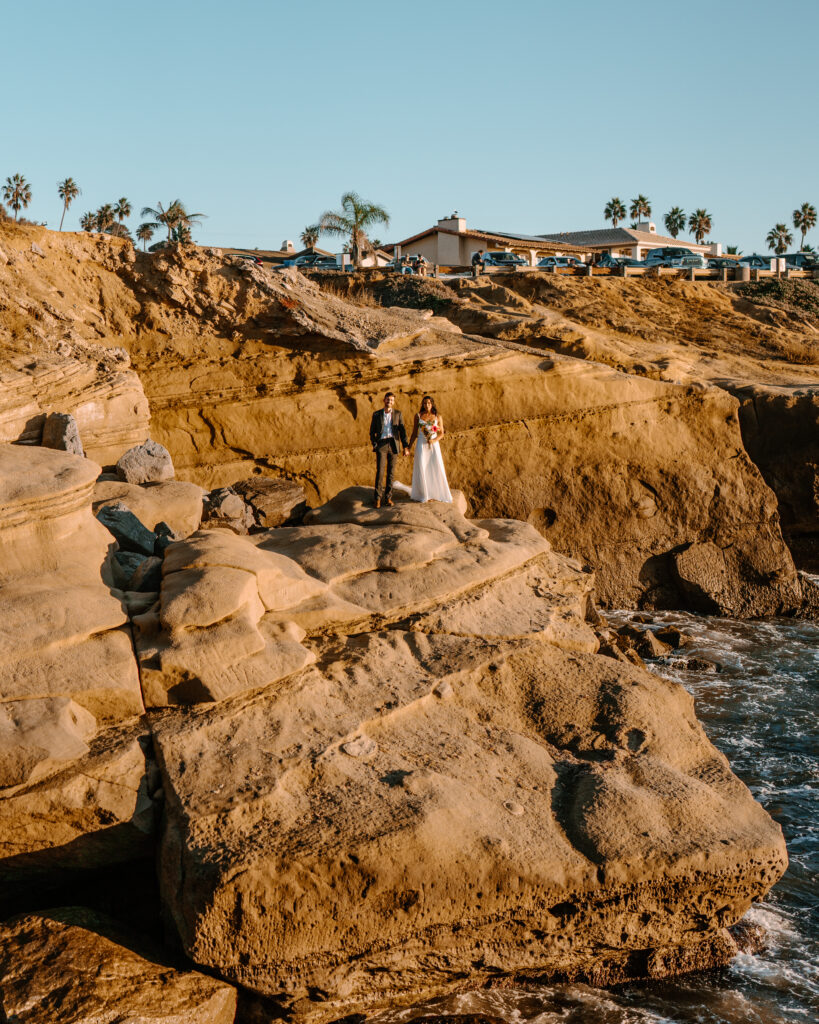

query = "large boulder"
[
  {"left": 0, "top": 908, "right": 236, "bottom": 1023},
  {"left": 116, "top": 438, "right": 175, "bottom": 484},
  {"left": 148, "top": 488, "right": 785, "bottom": 1021},
  {"left": 0, "top": 445, "right": 112, "bottom": 582},
  {"left": 153, "top": 635, "right": 786, "bottom": 1023}
]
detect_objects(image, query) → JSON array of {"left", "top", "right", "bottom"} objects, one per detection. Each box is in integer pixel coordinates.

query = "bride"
[{"left": 409, "top": 395, "right": 453, "bottom": 503}]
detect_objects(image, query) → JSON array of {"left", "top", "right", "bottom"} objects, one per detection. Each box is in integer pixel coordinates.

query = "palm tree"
[
  {"left": 79, "top": 211, "right": 96, "bottom": 231},
  {"left": 107, "top": 222, "right": 132, "bottom": 239},
  {"left": 793, "top": 202, "right": 817, "bottom": 250},
  {"left": 630, "top": 194, "right": 651, "bottom": 225},
  {"left": 140, "top": 199, "right": 206, "bottom": 242},
  {"left": 318, "top": 191, "right": 390, "bottom": 267},
  {"left": 57, "top": 178, "right": 81, "bottom": 231},
  {"left": 114, "top": 197, "right": 132, "bottom": 223},
  {"left": 603, "top": 197, "right": 626, "bottom": 227},
  {"left": 726, "top": 245, "right": 742, "bottom": 255},
  {"left": 95, "top": 203, "right": 115, "bottom": 233},
  {"left": 688, "top": 208, "right": 712, "bottom": 244},
  {"left": 766, "top": 223, "right": 793, "bottom": 255},
  {"left": 2, "top": 174, "right": 32, "bottom": 221},
  {"left": 300, "top": 223, "right": 320, "bottom": 249},
  {"left": 136, "top": 223, "right": 154, "bottom": 251},
  {"left": 663, "top": 206, "right": 686, "bottom": 238}
]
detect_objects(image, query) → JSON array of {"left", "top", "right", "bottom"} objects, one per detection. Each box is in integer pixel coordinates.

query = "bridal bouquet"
[{"left": 421, "top": 422, "right": 438, "bottom": 446}]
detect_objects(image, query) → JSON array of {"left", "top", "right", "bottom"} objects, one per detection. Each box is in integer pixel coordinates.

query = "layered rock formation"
[
  {"left": 0, "top": 225, "right": 802, "bottom": 1019},
  {"left": 147, "top": 490, "right": 786, "bottom": 1022},
  {"left": 0, "top": 908, "right": 236, "bottom": 1023},
  {"left": 1, "top": 226, "right": 813, "bottom": 613},
  {"left": 0, "top": 438, "right": 789, "bottom": 1020},
  {"left": 0, "top": 350, "right": 149, "bottom": 466},
  {"left": 0, "top": 445, "right": 149, "bottom": 888}
]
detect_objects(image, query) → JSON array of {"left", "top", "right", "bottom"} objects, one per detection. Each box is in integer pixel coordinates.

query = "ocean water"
[{"left": 368, "top": 612, "right": 819, "bottom": 1024}]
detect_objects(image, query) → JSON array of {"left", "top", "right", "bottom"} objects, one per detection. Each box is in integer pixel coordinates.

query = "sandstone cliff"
[
  {"left": 1, "top": 225, "right": 813, "bottom": 614},
  {"left": 0, "top": 438, "right": 788, "bottom": 1020}
]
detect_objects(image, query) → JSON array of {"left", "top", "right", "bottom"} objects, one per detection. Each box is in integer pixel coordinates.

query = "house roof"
[
  {"left": 537, "top": 227, "right": 710, "bottom": 251},
  {"left": 390, "top": 225, "right": 586, "bottom": 255}
]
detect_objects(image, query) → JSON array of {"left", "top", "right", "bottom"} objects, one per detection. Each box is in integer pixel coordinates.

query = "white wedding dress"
[{"left": 410, "top": 417, "right": 453, "bottom": 503}]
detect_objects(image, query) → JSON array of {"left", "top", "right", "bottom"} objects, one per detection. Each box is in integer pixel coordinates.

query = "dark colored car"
[
  {"left": 738, "top": 254, "right": 772, "bottom": 268},
  {"left": 283, "top": 253, "right": 338, "bottom": 269},
  {"left": 707, "top": 257, "right": 739, "bottom": 270},
  {"left": 784, "top": 252, "right": 819, "bottom": 269},
  {"left": 644, "top": 246, "right": 697, "bottom": 264},
  {"left": 482, "top": 250, "right": 528, "bottom": 268},
  {"left": 537, "top": 256, "right": 584, "bottom": 269},
  {"left": 596, "top": 254, "right": 644, "bottom": 268},
  {"left": 654, "top": 254, "right": 707, "bottom": 268}
]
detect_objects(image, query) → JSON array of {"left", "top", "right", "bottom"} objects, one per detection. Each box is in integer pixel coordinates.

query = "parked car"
[
  {"left": 597, "top": 254, "right": 645, "bottom": 268},
  {"left": 784, "top": 252, "right": 819, "bottom": 269},
  {"left": 738, "top": 254, "right": 772, "bottom": 269},
  {"left": 283, "top": 253, "right": 338, "bottom": 269},
  {"left": 644, "top": 247, "right": 697, "bottom": 264},
  {"left": 595, "top": 253, "right": 625, "bottom": 268},
  {"left": 707, "top": 257, "right": 739, "bottom": 270},
  {"left": 538, "top": 256, "right": 584, "bottom": 269},
  {"left": 654, "top": 254, "right": 707, "bottom": 269},
  {"left": 482, "top": 251, "right": 528, "bottom": 268}
]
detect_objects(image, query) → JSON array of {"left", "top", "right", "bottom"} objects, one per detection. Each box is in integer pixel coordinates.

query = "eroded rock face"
[
  {"left": 0, "top": 352, "right": 149, "bottom": 466},
  {"left": 135, "top": 488, "right": 595, "bottom": 709},
  {"left": 0, "top": 907, "right": 236, "bottom": 1024},
  {"left": 0, "top": 446, "right": 147, "bottom": 882},
  {"left": 153, "top": 636, "right": 785, "bottom": 1023},
  {"left": 148, "top": 489, "right": 785, "bottom": 1022}
]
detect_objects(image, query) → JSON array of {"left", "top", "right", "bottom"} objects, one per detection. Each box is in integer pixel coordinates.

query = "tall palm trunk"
[{"left": 59, "top": 203, "right": 67, "bottom": 231}]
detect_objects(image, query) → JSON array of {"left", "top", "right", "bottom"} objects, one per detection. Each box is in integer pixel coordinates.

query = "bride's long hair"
[{"left": 420, "top": 395, "right": 438, "bottom": 416}]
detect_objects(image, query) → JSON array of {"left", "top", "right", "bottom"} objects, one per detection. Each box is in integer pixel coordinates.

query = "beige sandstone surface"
[
  {"left": 0, "top": 445, "right": 149, "bottom": 886},
  {"left": 0, "top": 224, "right": 801, "bottom": 1019},
  {"left": 1, "top": 225, "right": 814, "bottom": 612},
  {"left": 141, "top": 490, "right": 783, "bottom": 1022},
  {"left": 0, "top": 456, "right": 789, "bottom": 1019},
  {"left": 0, "top": 907, "right": 236, "bottom": 1023}
]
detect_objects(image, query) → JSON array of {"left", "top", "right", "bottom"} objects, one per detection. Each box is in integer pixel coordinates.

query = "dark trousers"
[{"left": 374, "top": 441, "right": 396, "bottom": 501}]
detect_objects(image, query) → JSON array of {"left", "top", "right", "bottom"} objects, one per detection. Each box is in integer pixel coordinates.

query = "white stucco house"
[{"left": 386, "top": 214, "right": 721, "bottom": 267}]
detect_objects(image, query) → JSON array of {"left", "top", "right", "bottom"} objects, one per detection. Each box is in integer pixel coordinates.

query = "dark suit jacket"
[{"left": 370, "top": 408, "right": 408, "bottom": 453}]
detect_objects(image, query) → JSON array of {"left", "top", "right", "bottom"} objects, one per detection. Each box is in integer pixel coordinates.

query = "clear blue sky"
[{"left": 2, "top": 0, "right": 817, "bottom": 254}]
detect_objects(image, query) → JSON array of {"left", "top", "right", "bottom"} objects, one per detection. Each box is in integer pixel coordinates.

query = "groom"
[{"left": 369, "top": 391, "right": 409, "bottom": 507}]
